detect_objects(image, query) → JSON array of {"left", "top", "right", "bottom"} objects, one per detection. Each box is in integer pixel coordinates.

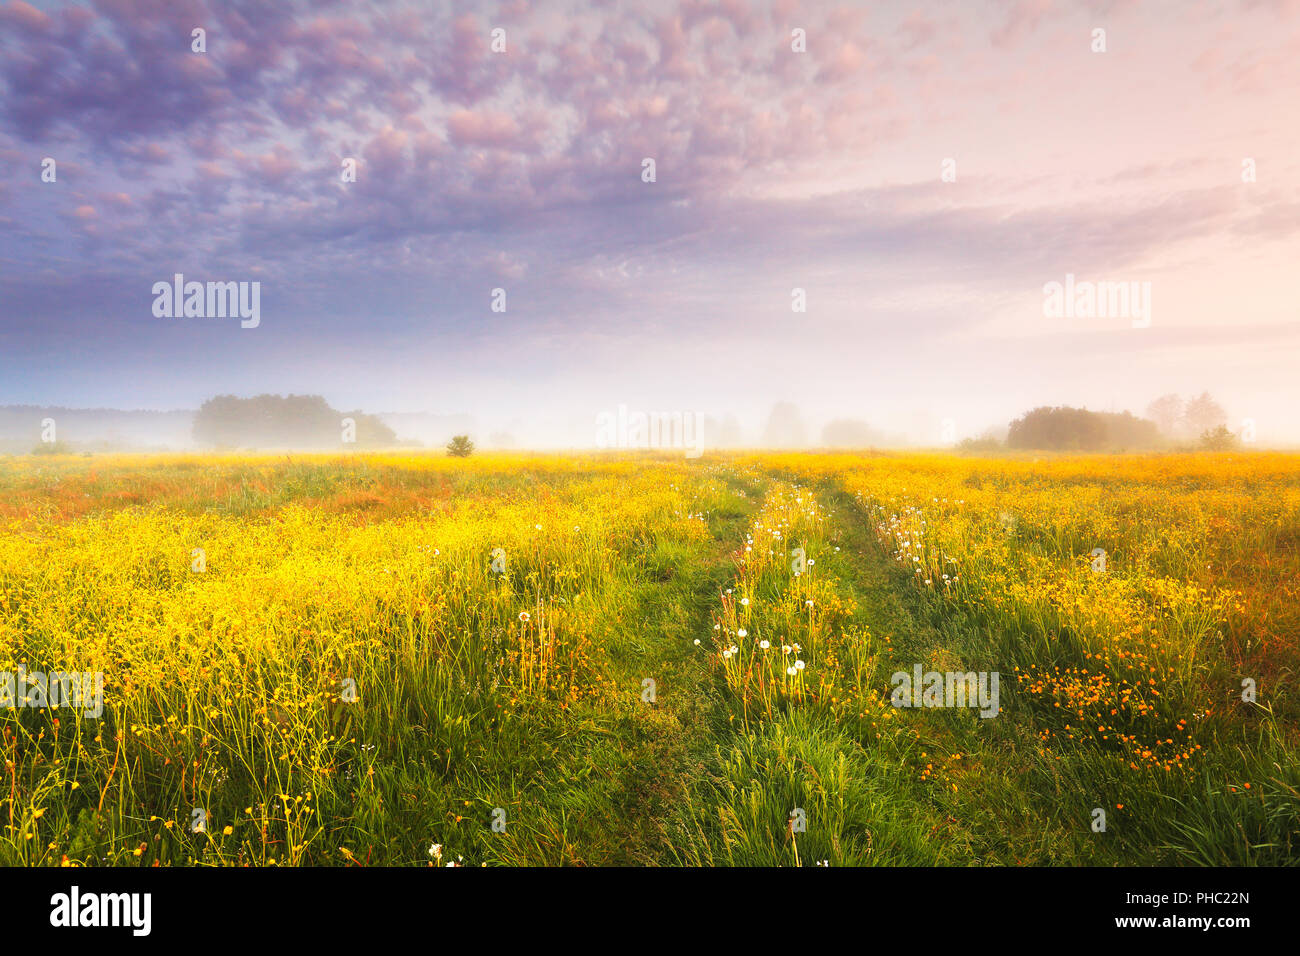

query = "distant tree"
[
  {"left": 1100, "top": 410, "right": 1163, "bottom": 449},
  {"left": 1008, "top": 406, "right": 1106, "bottom": 450},
  {"left": 193, "top": 394, "right": 395, "bottom": 448},
  {"left": 1199, "top": 425, "right": 1239, "bottom": 451},
  {"left": 1146, "top": 394, "right": 1184, "bottom": 436},
  {"left": 446, "top": 435, "right": 474, "bottom": 457},
  {"left": 761, "top": 402, "right": 807, "bottom": 448},
  {"left": 1183, "top": 392, "right": 1227, "bottom": 436},
  {"left": 1007, "top": 406, "right": 1160, "bottom": 451}
]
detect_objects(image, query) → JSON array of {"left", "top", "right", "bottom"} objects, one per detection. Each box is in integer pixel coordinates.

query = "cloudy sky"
[{"left": 1, "top": 0, "right": 1297, "bottom": 444}]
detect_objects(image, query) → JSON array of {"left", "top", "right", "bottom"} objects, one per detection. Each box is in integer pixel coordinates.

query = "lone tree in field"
[{"left": 446, "top": 434, "right": 474, "bottom": 457}]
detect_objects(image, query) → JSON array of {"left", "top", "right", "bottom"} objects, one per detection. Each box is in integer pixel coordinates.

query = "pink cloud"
[{"left": 446, "top": 110, "right": 529, "bottom": 151}]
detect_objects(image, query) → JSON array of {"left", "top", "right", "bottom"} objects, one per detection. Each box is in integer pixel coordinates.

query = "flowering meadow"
[{"left": 1, "top": 451, "right": 1296, "bottom": 865}]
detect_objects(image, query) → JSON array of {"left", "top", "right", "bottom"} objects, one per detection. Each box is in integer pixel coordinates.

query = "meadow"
[{"left": 0, "top": 450, "right": 1296, "bottom": 866}]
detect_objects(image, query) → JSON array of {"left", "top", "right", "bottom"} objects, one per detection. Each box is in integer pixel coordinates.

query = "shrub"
[{"left": 446, "top": 434, "right": 474, "bottom": 457}]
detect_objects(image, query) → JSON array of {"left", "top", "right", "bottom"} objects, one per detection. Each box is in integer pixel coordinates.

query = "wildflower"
[
  {"left": 737, "top": 629, "right": 747, "bottom": 638},
  {"left": 429, "top": 843, "right": 443, "bottom": 861},
  {"left": 759, "top": 640, "right": 770, "bottom": 650},
  {"left": 518, "top": 612, "right": 530, "bottom": 622}
]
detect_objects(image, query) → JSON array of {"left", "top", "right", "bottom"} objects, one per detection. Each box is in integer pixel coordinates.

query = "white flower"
[
  {"left": 518, "top": 611, "right": 530, "bottom": 622},
  {"left": 792, "top": 643, "right": 801, "bottom": 652},
  {"left": 740, "top": 597, "right": 750, "bottom": 606},
  {"left": 759, "top": 640, "right": 770, "bottom": 649},
  {"left": 693, "top": 638, "right": 701, "bottom": 646},
  {"left": 805, "top": 600, "right": 814, "bottom": 607},
  {"left": 428, "top": 843, "right": 443, "bottom": 861},
  {"left": 786, "top": 666, "right": 797, "bottom": 676},
  {"left": 794, "top": 660, "right": 805, "bottom": 671},
  {"left": 535, "top": 524, "right": 542, "bottom": 530},
  {"left": 782, "top": 645, "right": 792, "bottom": 654},
  {"left": 729, "top": 645, "right": 738, "bottom": 654},
  {"left": 736, "top": 628, "right": 747, "bottom": 638}
]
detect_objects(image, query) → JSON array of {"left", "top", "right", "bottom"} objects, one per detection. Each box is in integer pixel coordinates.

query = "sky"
[{"left": 1, "top": 0, "right": 1298, "bottom": 446}]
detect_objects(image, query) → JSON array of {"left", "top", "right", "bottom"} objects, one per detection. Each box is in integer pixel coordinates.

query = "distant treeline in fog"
[{"left": 0, "top": 390, "right": 1248, "bottom": 453}]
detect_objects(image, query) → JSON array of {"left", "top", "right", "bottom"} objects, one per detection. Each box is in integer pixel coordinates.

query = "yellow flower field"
[{"left": 1, "top": 451, "right": 1296, "bottom": 865}]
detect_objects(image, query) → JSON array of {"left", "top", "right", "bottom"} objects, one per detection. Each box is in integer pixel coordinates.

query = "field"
[{"left": 1, "top": 450, "right": 1297, "bottom": 866}]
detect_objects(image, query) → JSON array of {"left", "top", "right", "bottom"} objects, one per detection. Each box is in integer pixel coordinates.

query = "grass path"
[
  {"left": 573, "top": 470, "right": 763, "bottom": 863},
  {"left": 653, "top": 467, "right": 1064, "bottom": 865}
]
